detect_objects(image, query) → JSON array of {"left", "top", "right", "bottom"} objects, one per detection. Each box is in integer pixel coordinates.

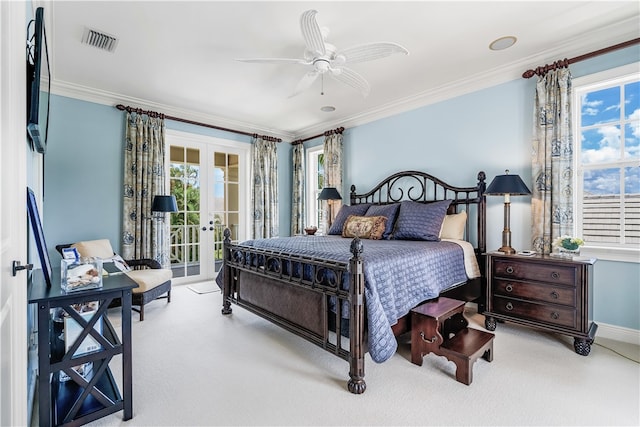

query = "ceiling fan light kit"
[{"left": 237, "top": 9, "right": 409, "bottom": 97}]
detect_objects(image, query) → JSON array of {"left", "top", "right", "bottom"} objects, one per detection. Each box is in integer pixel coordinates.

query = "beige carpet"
[{"left": 77, "top": 284, "right": 638, "bottom": 426}]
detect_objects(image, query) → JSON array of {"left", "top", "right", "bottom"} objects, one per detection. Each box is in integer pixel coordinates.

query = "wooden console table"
[{"left": 28, "top": 269, "right": 138, "bottom": 426}]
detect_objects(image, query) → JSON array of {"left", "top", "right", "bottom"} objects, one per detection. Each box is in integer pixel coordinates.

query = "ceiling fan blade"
[
  {"left": 329, "top": 66, "right": 370, "bottom": 98},
  {"left": 300, "top": 10, "right": 326, "bottom": 56},
  {"left": 236, "top": 57, "right": 311, "bottom": 65},
  {"left": 337, "top": 42, "right": 409, "bottom": 64},
  {"left": 289, "top": 71, "right": 320, "bottom": 98}
]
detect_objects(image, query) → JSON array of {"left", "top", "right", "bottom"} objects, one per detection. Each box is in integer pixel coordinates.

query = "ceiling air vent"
[{"left": 81, "top": 27, "right": 119, "bottom": 53}]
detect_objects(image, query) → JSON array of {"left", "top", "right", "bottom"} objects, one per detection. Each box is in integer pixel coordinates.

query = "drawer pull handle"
[
  {"left": 505, "top": 302, "right": 514, "bottom": 311},
  {"left": 551, "top": 272, "right": 560, "bottom": 280},
  {"left": 505, "top": 284, "right": 513, "bottom": 292},
  {"left": 420, "top": 331, "right": 438, "bottom": 344},
  {"left": 551, "top": 312, "right": 559, "bottom": 320},
  {"left": 506, "top": 266, "right": 514, "bottom": 274},
  {"left": 550, "top": 291, "right": 559, "bottom": 299}
]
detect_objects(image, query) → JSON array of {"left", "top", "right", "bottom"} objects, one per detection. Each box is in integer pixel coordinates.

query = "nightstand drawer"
[
  {"left": 493, "top": 296, "right": 577, "bottom": 329},
  {"left": 493, "top": 259, "right": 577, "bottom": 286},
  {"left": 494, "top": 279, "right": 576, "bottom": 306}
]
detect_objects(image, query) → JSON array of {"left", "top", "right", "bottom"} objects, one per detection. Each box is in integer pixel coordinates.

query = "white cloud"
[
  {"left": 581, "top": 93, "right": 602, "bottom": 116},
  {"left": 582, "top": 146, "right": 619, "bottom": 163}
]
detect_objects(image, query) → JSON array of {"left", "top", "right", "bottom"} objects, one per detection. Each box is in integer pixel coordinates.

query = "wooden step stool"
[{"left": 411, "top": 297, "right": 494, "bottom": 385}]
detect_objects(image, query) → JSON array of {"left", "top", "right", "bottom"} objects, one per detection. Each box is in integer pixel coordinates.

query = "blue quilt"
[{"left": 227, "top": 235, "right": 469, "bottom": 363}]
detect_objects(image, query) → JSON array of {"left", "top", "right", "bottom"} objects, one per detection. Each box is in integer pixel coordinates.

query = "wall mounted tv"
[{"left": 26, "top": 7, "right": 50, "bottom": 154}]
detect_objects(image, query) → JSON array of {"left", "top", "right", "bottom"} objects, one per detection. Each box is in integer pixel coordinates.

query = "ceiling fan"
[{"left": 236, "top": 9, "right": 409, "bottom": 97}]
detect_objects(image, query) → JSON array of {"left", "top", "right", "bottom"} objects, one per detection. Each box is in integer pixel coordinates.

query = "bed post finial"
[
  {"left": 223, "top": 228, "right": 231, "bottom": 243},
  {"left": 350, "top": 184, "right": 357, "bottom": 205},
  {"left": 350, "top": 236, "right": 363, "bottom": 258},
  {"left": 477, "top": 171, "right": 487, "bottom": 194}
]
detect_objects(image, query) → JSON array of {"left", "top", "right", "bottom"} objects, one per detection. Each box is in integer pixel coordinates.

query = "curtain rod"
[
  {"left": 291, "top": 126, "right": 345, "bottom": 145},
  {"left": 115, "top": 104, "right": 283, "bottom": 142},
  {"left": 522, "top": 38, "right": 640, "bottom": 79}
]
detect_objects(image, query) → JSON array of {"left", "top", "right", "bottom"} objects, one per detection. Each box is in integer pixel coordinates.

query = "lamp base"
[{"left": 497, "top": 246, "right": 516, "bottom": 254}]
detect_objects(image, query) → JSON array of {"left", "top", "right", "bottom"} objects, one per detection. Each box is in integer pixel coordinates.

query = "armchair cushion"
[{"left": 125, "top": 269, "right": 173, "bottom": 293}]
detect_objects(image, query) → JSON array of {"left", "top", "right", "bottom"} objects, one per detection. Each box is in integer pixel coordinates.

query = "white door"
[
  {"left": 166, "top": 130, "right": 249, "bottom": 284},
  {"left": 0, "top": 2, "right": 28, "bottom": 425}
]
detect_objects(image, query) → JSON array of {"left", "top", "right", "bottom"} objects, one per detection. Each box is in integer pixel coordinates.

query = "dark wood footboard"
[{"left": 221, "top": 229, "right": 368, "bottom": 393}]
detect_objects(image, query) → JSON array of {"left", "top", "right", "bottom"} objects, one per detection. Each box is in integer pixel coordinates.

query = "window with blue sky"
[{"left": 576, "top": 69, "right": 639, "bottom": 249}]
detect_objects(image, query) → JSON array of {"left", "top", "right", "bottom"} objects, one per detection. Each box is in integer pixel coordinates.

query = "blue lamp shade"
[
  {"left": 318, "top": 187, "right": 342, "bottom": 201},
  {"left": 152, "top": 195, "right": 178, "bottom": 213},
  {"left": 485, "top": 170, "right": 531, "bottom": 195}
]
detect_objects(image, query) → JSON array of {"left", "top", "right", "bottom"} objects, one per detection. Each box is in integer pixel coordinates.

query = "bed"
[{"left": 219, "top": 170, "right": 487, "bottom": 394}]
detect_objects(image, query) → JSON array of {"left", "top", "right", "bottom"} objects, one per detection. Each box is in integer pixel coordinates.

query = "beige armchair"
[{"left": 56, "top": 239, "right": 172, "bottom": 321}]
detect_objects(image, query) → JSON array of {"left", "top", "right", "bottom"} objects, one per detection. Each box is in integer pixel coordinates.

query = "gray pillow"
[
  {"left": 328, "top": 204, "right": 371, "bottom": 235},
  {"left": 393, "top": 200, "right": 452, "bottom": 241},
  {"left": 365, "top": 203, "right": 400, "bottom": 239}
]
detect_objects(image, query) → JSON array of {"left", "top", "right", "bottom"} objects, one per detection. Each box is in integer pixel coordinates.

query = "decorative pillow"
[
  {"left": 328, "top": 204, "right": 371, "bottom": 235},
  {"left": 365, "top": 203, "right": 400, "bottom": 239},
  {"left": 393, "top": 199, "right": 452, "bottom": 241},
  {"left": 440, "top": 211, "right": 467, "bottom": 240},
  {"left": 342, "top": 215, "right": 387, "bottom": 240}
]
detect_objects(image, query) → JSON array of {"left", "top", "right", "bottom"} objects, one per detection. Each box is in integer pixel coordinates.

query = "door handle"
[
  {"left": 12, "top": 260, "right": 33, "bottom": 276},
  {"left": 202, "top": 226, "right": 207, "bottom": 231}
]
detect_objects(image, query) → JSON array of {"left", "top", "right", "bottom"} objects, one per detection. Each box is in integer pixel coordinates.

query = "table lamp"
[
  {"left": 151, "top": 195, "right": 178, "bottom": 221},
  {"left": 485, "top": 170, "right": 531, "bottom": 254},
  {"left": 318, "top": 187, "right": 342, "bottom": 227}
]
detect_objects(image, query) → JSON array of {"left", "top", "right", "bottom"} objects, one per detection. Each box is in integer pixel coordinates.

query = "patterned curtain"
[
  {"left": 531, "top": 68, "right": 574, "bottom": 254},
  {"left": 322, "top": 133, "right": 343, "bottom": 232},
  {"left": 122, "top": 112, "right": 169, "bottom": 266},
  {"left": 251, "top": 136, "right": 279, "bottom": 238},
  {"left": 291, "top": 143, "right": 305, "bottom": 235}
]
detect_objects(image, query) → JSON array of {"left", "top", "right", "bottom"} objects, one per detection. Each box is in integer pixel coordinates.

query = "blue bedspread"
[{"left": 229, "top": 235, "right": 469, "bottom": 363}]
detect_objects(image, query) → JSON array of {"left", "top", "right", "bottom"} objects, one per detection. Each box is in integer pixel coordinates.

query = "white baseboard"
[{"left": 596, "top": 322, "right": 640, "bottom": 346}]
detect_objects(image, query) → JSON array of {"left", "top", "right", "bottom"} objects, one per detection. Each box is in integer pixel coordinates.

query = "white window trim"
[
  {"left": 572, "top": 62, "right": 640, "bottom": 263},
  {"left": 305, "top": 145, "right": 323, "bottom": 231}
]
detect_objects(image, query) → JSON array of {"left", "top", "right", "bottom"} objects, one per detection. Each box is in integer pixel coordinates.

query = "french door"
[{"left": 166, "top": 130, "right": 249, "bottom": 284}]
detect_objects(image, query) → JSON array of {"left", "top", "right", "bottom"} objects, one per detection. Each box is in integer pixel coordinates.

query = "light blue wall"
[
  {"left": 44, "top": 97, "right": 123, "bottom": 265},
  {"left": 43, "top": 46, "right": 639, "bottom": 331}
]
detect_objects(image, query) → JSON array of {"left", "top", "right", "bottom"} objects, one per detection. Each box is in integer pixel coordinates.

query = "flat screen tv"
[{"left": 26, "top": 7, "right": 50, "bottom": 154}]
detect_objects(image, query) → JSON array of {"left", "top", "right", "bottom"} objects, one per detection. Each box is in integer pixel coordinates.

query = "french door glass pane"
[{"left": 169, "top": 146, "right": 201, "bottom": 278}]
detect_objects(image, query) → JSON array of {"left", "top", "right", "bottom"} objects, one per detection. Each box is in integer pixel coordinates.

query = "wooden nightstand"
[{"left": 484, "top": 253, "right": 597, "bottom": 355}]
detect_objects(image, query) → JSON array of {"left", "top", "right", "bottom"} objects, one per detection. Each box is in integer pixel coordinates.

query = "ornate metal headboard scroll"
[{"left": 349, "top": 170, "right": 487, "bottom": 254}]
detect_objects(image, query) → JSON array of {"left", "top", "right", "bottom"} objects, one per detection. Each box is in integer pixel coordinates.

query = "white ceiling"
[{"left": 43, "top": 1, "right": 640, "bottom": 141}]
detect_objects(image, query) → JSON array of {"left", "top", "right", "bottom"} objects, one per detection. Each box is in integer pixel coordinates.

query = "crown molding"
[
  {"left": 50, "top": 15, "right": 638, "bottom": 143},
  {"left": 50, "top": 80, "right": 297, "bottom": 141}
]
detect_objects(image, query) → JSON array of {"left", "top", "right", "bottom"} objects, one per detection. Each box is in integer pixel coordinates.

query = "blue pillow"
[
  {"left": 393, "top": 200, "right": 452, "bottom": 241},
  {"left": 365, "top": 203, "right": 400, "bottom": 239},
  {"left": 328, "top": 204, "right": 371, "bottom": 235}
]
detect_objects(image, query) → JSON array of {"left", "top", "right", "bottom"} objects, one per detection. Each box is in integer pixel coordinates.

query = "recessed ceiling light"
[
  {"left": 489, "top": 36, "right": 517, "bottom": 51},
  {"left": 320, "top": 106, "right": 336, "bottom": 112}
]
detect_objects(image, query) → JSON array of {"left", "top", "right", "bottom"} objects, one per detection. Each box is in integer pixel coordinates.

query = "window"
[
  {"left": 305, "top": 145, "right": 325, "bottom": 231},
  {"left": 574, "top": 63, "right": 640, "bottom": 262}
]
